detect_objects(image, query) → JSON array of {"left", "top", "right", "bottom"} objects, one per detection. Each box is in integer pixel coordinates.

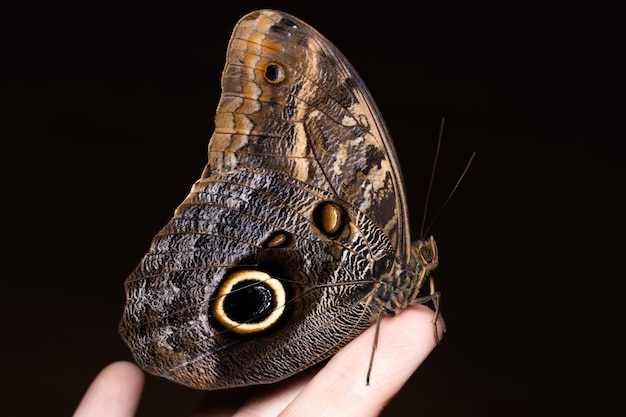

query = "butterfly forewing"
[{"left": 207, "top": 10, "right": 410, "bottom": 259}]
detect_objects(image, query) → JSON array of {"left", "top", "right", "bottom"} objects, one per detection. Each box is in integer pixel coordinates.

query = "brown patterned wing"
[
  {"left": 119, "top": 10, "right": 420, "bottom": 391},
  {"left": 206, "top": 10, "right": 411, "bottom": 260}
]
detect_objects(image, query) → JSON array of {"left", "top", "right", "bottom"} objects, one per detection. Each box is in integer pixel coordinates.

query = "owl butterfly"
[{"left": 119, "top": 9, "right": 443, "bottom": 390}]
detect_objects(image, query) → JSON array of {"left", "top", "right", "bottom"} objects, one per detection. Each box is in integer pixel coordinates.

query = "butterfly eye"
[
  {"left": 212, "top": 270, "right": 286, "bottom": 334},
  {"left": 264, "top": 63, "right": 286, "bottom": 83},
  {"left": 420, "top": 246, "right": 434, "bottom": 263}
]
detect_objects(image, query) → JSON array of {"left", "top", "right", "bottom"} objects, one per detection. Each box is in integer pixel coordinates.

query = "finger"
[
  {"left": 73, "top": 361, "right": 145, "bottom": 417},
  {"left": 279, "top": 305, "right": 441, "bottom": 417}
]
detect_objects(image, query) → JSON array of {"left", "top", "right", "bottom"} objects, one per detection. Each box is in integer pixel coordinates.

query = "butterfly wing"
[
  {"left": 119, "top": 10, "right": 412, "bottom": 390},
  {"left": 209, "top": 10, "right": 411, "bottom": 260}
]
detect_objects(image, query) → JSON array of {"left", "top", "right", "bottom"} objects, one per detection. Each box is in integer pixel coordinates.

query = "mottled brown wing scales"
[
  {"left": 208, "top": 13, "right": 311, "bottom": 177},
  {"left": 206, "top": 11, "right": 409, "bottom": 258}
]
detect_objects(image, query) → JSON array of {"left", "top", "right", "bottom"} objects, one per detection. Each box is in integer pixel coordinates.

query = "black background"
[{"left": 3, "top": 1, "right": 625, "bottom": 416}]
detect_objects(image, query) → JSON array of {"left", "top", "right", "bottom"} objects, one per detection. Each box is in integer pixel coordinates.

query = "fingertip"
[
  {"left": 97, "top": 361, "right": 145, "bottom": 394},
  {"left": 103, "top": 360, "right": 145, "bottom": 378},
  {"left": 73, "top": 361, "right": 144, "bottom": 417},
  {"left": 365, "top": 305, "right": 440, "bottom": 386}
]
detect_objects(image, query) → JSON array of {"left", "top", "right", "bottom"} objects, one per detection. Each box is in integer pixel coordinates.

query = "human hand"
[{"left": 73, "top": 305, "right": 442, "bottom": 417}]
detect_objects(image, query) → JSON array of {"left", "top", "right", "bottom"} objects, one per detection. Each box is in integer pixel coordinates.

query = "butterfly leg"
[{"left": 410, "top": 277, "right": 445, "bottom": 344}]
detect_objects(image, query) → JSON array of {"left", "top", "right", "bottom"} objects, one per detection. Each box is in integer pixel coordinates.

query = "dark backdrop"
[{"left": 3, "top": 1, "right": 624, "bottom": 416}]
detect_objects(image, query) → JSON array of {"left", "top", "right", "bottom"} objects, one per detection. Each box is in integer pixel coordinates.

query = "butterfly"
[{"left": 119, "top": 9, "right": 442, "bottom": 390}]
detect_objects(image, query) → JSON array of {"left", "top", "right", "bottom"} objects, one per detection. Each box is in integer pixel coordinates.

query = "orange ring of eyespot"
[{"left": 212, "top": 270, "right": 286, "bottom": 334}]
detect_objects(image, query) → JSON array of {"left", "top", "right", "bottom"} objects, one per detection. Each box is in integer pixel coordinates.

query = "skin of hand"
[{"left": 73, "top": 305, "right": 442, "bottom": 417}]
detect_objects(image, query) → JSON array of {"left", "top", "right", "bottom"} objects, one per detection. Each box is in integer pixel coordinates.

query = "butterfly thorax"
[{"left": 375, "top": 236, "right": 439, "bottom": 315}]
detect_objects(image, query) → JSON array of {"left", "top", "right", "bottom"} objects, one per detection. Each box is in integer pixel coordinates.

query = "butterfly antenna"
[
  {"left": 420, "top": 117, "right": 445, "bottom": 240},
  {"left": 422, "top": 151, "right": 476, "bottom": 238}
]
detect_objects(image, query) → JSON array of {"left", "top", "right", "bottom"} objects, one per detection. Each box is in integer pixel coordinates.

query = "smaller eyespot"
[
  {"left": 264, "top": 231, "right": 294, "bottom": 249},
  {"left": 312, "top": 201, "right": 348, "bottom": 239},
  {"left": 264, "top": 63, "right": 286, "bottom": 83}
]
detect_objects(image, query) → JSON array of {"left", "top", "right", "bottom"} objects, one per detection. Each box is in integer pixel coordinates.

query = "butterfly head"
[{"left": 413, "top": 236, "right": 439, "bottom": 275}]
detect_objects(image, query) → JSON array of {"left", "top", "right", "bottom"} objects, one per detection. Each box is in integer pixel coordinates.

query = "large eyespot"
[
  {"left": 212, "top": 270, "right": 286, "bottom": 334},
  {"left": 264, "top": 63, "right": 286, "bottom": 83},
  {"left": 312, "top": 201, "right": 348, "bottom": 239}
]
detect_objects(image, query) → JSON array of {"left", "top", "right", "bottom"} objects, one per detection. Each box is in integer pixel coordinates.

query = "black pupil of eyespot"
[
  {"left": 265, "top": 64, "right": 283, "bottom": 81},
  {"left": 223, "top": 280, "right": 274, "bottom": 323}
]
